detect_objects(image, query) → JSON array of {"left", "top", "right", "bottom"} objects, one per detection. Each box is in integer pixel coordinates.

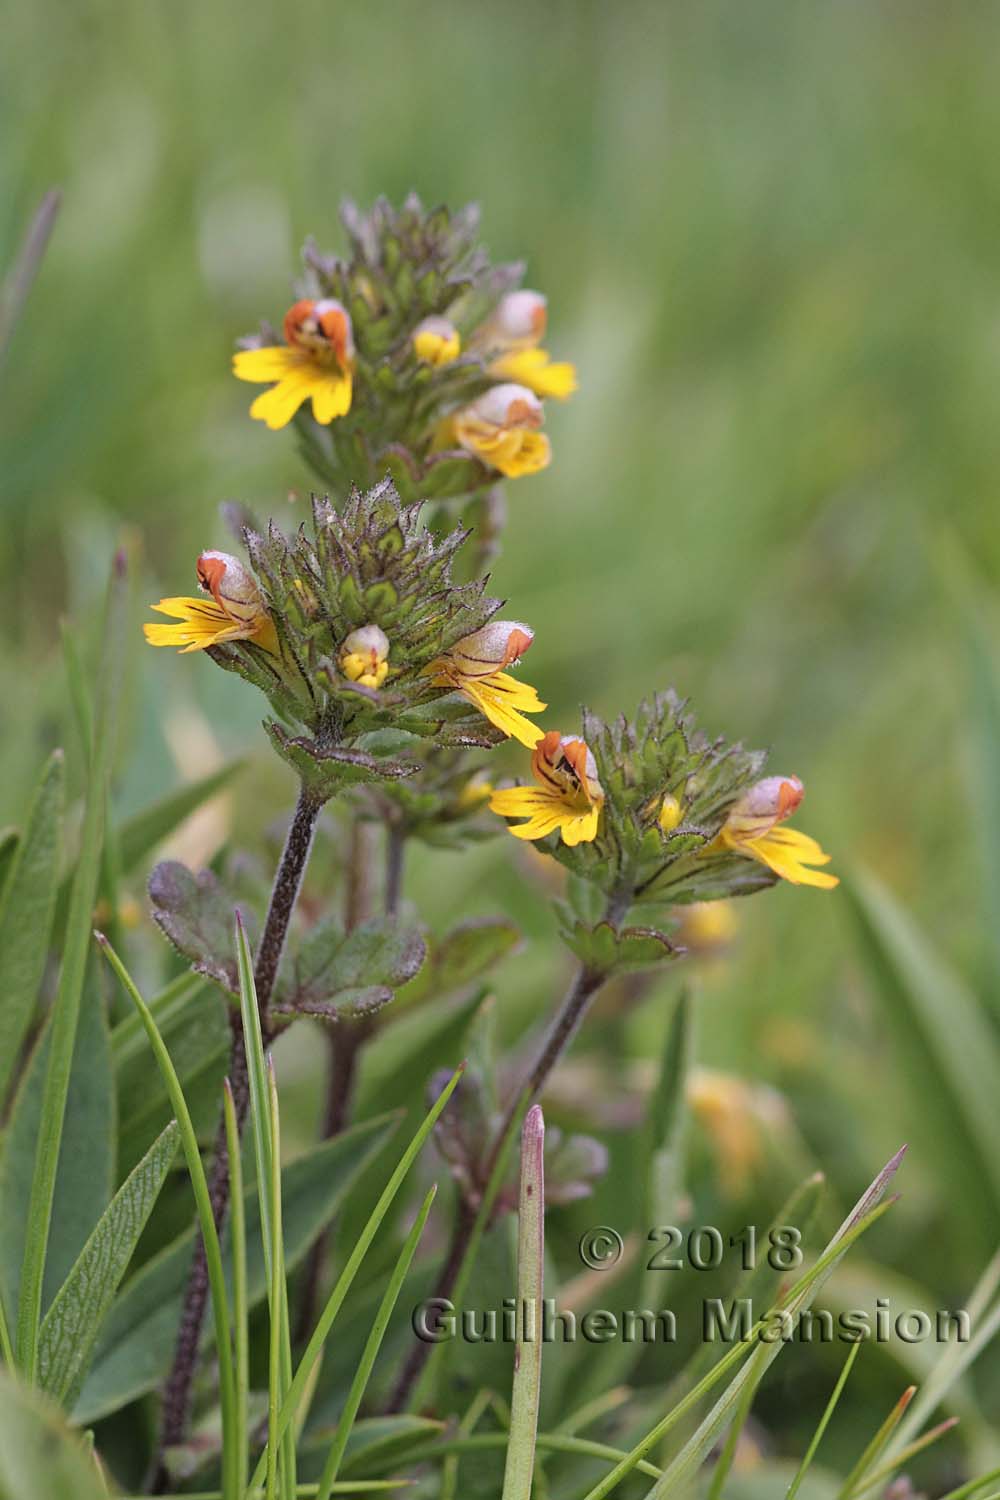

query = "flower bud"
[
  {"left": 447, "top": 620, "right": 534, "bottom": 676},
  {"left": 339, "top": 623, "right": 390, "bottom": 688},
  {"left": 468, "top": 383, "right": 544, "bottom": 431},
  {"left": 457, "top": 771, "right": 494, "bottom": 810},
  {"left": 412, "top": 316, "right": 461, "bottom": 367},
  {"left": 724, "top": 775, "right": 803, "bottom": 840},
  {"left": 658, "top": 793, "right": 684, "bottom": 833},
  {"left": 489, "top": 290, "right": 548, "bottom": 346},
  {"left": 197, "top": 551, "right": 266, "bottom": 619}
]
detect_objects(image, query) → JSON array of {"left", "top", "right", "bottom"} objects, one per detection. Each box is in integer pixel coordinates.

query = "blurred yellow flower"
[
  {"left": 490, "top": 730, "right": 604, "bottom": 846},
  {"left": 678, "top": 900, "right": 738, "bottom": 955},
  {"left": 412, "top": 315, "right": 461, "bottom": 366},
  {"left": 714, "top": 775, "right": 838, "bottom": 890},
  {"left": 688, "top": 1067, "right": 786, "bottom": 1196},
  {"left": 233, "top": 298, "right": 354, "bottom": 430},
  {"left": 339, "top": 624, "right": 390, "bottom": 688},
  {"left": 481, "top": 290, "right": 578, "bottom": 400},
  {"left": 446, "top": 384, "right": 551, "bottom": 478},
  {"left": 429, "top": 621, "right": 545, "bottom": 747},
  {"left": 144, "top": 551, "right": 278, "bottom": 655}
]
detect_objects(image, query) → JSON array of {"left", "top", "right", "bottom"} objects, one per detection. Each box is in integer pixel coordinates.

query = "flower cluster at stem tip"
[{"left": 144, "top": 196, "right": 836, "bottom": 931}]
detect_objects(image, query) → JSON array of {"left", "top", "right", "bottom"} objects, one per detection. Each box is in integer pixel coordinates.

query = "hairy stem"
[
  {"left": 294, "top": 816, "right": 383, "bottom": 1344},
  {"left": 387, "top": 884, "right": 630, "bottom": 1414},
  {"left": 152, "top": 785, "right": 321, "bottom": 1487}
]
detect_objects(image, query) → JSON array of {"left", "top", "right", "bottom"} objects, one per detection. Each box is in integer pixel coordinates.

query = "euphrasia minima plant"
[{"left": 141, "top": 195, "right": 837, "bottom": 1444}]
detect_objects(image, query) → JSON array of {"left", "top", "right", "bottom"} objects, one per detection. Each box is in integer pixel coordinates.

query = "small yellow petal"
[
  {"left": 232, "top": 346, "right": 302, "bottom": 382},
  {"left": 249, "top": 375, "right": 313, "bottom": 430},
  {"left": 493, "top": 431, "right": 551, "bottom": 479},
  {"left": 310, "top": 369, "right": 353, "bottom": 424}
]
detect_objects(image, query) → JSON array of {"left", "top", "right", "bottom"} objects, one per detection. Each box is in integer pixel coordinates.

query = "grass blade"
[
  {"left": 248, "top": 1063, "right": 466, "bottom": 1492},
  {"left": 0, "top": 748, "right": 64, "bottom": 1106},
  {"left": 500, "top": 1104, "right": 545, "bottom": 1500},
  {"left": 16, "top": 555, "right": 125, "bottom": 1379},
  {"left": 97, "top": 935, "right": 239, "bottom": 1500},
  {"left": 786, "top": 1340, "right": 863, "bottom": 1500},
  {"left": 844, "top": 870, "right": 1000, "bottom": 1225},
  {"left": 853, "top": 1417, "right": 959, "bottom": 1497},
  {"left": 223, "top": 1082, "right": 248, "bottom": 1500},
  {"left": 578, "top": 1147, "right": 905, "bottom": 1500},
  {"left": 267, "top": 1061, "right": 285, "bottom": 1500},
  {"left": 837, "top": 1385, "right": 916, "bottom": 1499},
  {"left": 315, "top": 1185, "right": 437, "bottom": 1500}
]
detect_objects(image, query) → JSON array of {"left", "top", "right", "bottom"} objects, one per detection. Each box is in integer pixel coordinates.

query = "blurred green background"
[{"left": 4, "top": 0, "right": 1000, "bottom": 1474}]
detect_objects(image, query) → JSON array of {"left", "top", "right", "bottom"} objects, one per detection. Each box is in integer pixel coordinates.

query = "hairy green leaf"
[
  {"left": 37, "top": 1122, "right": 179, "bottom": 1407},
  {"left": 74, "top": 1112, "right": 398, "bottom": 1423}
]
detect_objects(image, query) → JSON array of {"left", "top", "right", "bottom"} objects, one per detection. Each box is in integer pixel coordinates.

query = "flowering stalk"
[
  {"left": 154, "top": 782, "right": 322, "bottom": 1482},
  {"left": 388, "top": 884, "right": 628, "bottom": 1414}
]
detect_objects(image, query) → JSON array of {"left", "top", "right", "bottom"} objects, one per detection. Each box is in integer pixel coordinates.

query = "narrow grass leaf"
[
  {"left": 786, "top": 1340, "right": 863, "bottom": 1500},
  {"left": 578, "top": 1149, "right": 904, "bottom": 1500},
  {"left": 315, "top": 1186, "right": 437, "bottom": 1500},
  {"left": 97, "top": 936, "right": 239, "bottom": 1500},
  {"left": 844, "top": 870, "right": 1000, "bottom": 1225},
  {"left": 500, "top": 1105, "right": 545, "bottom": 1500},
  {"left": 837, "top": 1385, "right": 916, "bottom": 1499},
  {"left": 16, "top": 556, "right": 125, "bottom": 1379},
  {"left": 248, "top": 1064, "right": 465, "bottom": 1492},
  {"left": 0, "top": 749, "right": 64, "bottom": 1106},
  {"left": 37, "top": 1121, "right": 179, "bottom": 1408},
  {"left": 223, "top": 1082, "right": 248, "bottom": 1500}
]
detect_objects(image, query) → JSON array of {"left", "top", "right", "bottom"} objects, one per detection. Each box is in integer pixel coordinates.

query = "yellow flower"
[
  {"left": 677, "top": 900, "right": 738, "bottom": 955},
  {"left": 339, "top": 624, "right": 390, "bottom": 688},
  {"left": 429, "top": 621, "right": 545, "bottom": 748},
  {"left": 144, "top": 551, "right": 278, "bottom": 655},
  {"left": 412, "top": 315, "right": 461, "bottom": 367},
  {"left": 687, "top": 1068, "right": 779, "bottom": 1197},
  {"left": 232, "top": 298, "right": 355, "bottom": 430},
  {"left": 447, "top": 384, "right": 551, "bottom": 479},
  {"left": 714, "top": 775, "right": 838, "bottom": 890},
  {"left": 457, "top": 770, "right": 495, "bottom": 810},
  {"left": 490, "top": 730, "right": 604, "bottom": 846},
  {"left": 480, "top": 290, "right": 578, "bottom": 400}
]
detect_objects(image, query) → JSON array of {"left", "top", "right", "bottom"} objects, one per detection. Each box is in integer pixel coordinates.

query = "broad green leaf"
[
  {"left": 74, "top": 1112, "right": 398, "bottom": 1423},
  {"left": 274, "top": 914, "right": 426, "bottom": 1019},
  {"left": 147, "top": 859, "right": 252, "bottom": 993},
  {"left": 117, "top": 760, "right": 245, "bottom": 873},
  {"left": 0, "top": 750, "right": 64, "bottom": 1104},
  {"left": 844, "top": 869, "right": 1000, "bottom": 1242},
  {"left": 0, "top": 1368, "right": 107, "bottom": 1500},
  {"left": 1, "top": 988, "right": 114, "bottom": 1319},
  {"left": 37, "top": 1121, "right": 179, "bottom": 1408}
]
